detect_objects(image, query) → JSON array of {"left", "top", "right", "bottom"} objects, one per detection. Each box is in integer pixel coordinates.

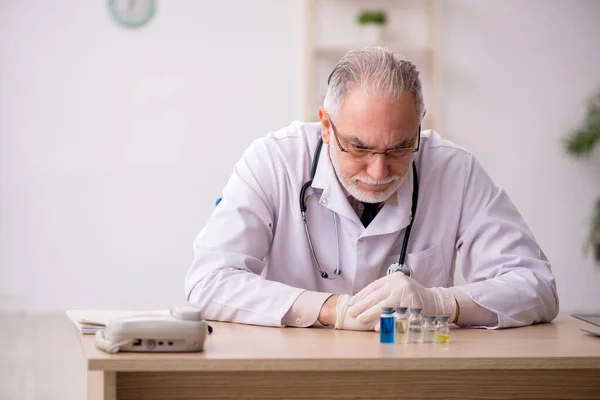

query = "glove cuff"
[
  {"left": 432, "top": 287, "right": 458, "bottom": 322},
  {"left": 334, "top": 294, "right": 351, "bottom": 330}
]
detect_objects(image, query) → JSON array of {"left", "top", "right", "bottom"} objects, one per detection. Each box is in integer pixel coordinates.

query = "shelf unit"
[{"left": 302, "top": 0, "right": 443, "bottom": 132}]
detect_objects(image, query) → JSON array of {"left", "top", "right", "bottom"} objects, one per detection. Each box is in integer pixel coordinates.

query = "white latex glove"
[
  {"left": 333, "top": 294, "right": 378, "bottom": 331},
  {"left": 346, "top": 273, "right": 457, "bottom": 326}
]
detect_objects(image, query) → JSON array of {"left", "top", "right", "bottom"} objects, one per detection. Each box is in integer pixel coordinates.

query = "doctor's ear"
[{"left": 318, "top": 107, "right": 331, "bottom": 144}]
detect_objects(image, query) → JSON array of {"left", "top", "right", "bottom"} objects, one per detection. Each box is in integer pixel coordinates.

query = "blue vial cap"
[
  {"left": 424, "top": 316, "right": 436, "bottom": 321},
  {"left": 381, "top": 307, "right": 394, "bottom": 314},
  {"left": 437, "top": 315, "right": 449, "bottom": 322},
  {"left": 410, "top": 307, "right": 422, "bottom": 314},
  {"left": 395, "top": 306, "right": 408, "bottom": 314}
]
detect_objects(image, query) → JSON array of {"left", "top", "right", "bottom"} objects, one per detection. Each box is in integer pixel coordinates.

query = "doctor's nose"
[{"left": 365, "top": 154, "right": 388, "bottom": 181}]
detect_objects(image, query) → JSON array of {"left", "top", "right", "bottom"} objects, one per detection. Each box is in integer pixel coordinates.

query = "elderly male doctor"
[{"left": 185, "top": 47, "right": 559, "bottom": 330}]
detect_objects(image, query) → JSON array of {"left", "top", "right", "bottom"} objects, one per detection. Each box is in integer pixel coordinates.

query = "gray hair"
[{"left": 323, "top": 47, "right": 425, "bottom": 121}]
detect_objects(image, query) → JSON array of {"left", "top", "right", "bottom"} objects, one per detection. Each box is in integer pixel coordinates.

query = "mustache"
[{"left": 351, "top": 175, "right": 401, "bottom": 185}]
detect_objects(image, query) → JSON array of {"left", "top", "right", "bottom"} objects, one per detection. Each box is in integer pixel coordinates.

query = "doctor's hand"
[
  {"left": 346, "top": 272, "right": 457, "bottom": 327},
  {"left": 318, "top": 294, "right": 377, "bottom": 331}
]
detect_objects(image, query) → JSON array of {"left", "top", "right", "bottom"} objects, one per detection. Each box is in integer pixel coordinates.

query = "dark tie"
[{"left": 360, "top": 202, "right": 380, "bottom": 227}]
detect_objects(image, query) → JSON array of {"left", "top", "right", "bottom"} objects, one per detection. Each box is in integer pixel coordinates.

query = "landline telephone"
[{"left": 94, "top": 303, "right": 209, "bottom": 354}]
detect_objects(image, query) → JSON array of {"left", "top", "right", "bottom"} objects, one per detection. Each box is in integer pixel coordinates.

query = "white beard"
[{"left": 329, "top": 144, "right": 407, "bottom": 203}]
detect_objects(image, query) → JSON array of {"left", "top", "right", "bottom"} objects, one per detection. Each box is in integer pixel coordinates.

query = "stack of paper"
[{"left": 66, "top": 309, "right": 170, "bottom": 334}]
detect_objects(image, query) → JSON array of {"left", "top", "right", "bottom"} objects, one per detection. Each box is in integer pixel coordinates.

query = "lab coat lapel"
[
  {"left": 362, "top": 163, "right": 414, "bottom": 237},
  {"left": 311, "top": 143, "right": 362, "bottom": 223}
]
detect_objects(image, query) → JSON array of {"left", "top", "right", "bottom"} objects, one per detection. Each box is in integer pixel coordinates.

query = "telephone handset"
[{"left": 94, "top": 304, "right": 209, "bottom": 354}]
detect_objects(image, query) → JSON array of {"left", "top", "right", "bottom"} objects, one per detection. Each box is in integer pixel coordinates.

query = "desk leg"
[{"left": 87, "top": 371, "right": 116, "bottom": 400}]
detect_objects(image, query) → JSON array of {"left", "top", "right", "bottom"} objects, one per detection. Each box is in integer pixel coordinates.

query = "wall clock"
[{"left": 108, "top": 0, "right": 156, "bottom": 29}]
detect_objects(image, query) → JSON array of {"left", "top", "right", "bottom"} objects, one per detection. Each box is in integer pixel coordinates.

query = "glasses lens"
[
  {"left": 386, "top": 149, "right": 412, "bottom": 160},
  {"left": 347, "top": 148, "right": 370, "bottom": 158}
]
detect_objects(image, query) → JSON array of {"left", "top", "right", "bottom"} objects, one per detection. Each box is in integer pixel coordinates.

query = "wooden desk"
[{"left": 78, "top": 313, "right": 600, "bottom": 400}]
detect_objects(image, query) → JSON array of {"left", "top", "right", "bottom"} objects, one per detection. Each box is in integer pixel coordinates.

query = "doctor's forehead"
[{"left": 335, "top": 89, "right": 420, "bottom": 144}]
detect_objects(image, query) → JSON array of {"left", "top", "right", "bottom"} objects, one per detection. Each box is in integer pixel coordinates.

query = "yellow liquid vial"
[{"left": 435, "top": 334, "right": 449, "bottom": 343}]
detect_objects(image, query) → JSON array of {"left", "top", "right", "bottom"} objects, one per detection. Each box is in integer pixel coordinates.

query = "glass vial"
[
  {"left": 422, "top": 316, "right": 436, "bottom": 343},
  {"left": 380, "top": 307, "right": 394, "bottom": 343},
  {"left": 435, "top": 315, "right": 450, "bottom": 343},
  {"left": 394, "top": 307, "right": 408, "bottom": 344},
  {"left": 408, "top": 307, "right": 423, "bottom": 343}
]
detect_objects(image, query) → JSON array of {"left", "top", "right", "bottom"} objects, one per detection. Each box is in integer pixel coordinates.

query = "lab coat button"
[
  {"left": 295, "top": 317, "right": 302, "bottom": 325},
  {"left": 358, "top": 238, "right": 364, "bottom": 243},
  {"left": 320, "top": 198, "right": 328, "bottom": 205}
]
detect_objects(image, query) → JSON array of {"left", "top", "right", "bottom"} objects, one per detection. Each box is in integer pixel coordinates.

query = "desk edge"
[{"left": 87, "top": 357, "right": 600, "bottom": 372}]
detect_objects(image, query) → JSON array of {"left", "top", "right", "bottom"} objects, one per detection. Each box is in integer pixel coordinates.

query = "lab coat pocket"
[{"left": 393, "top": 244, "right": 447, "bottom": 287}]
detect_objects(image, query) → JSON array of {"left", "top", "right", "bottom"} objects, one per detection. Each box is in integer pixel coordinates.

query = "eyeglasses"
[{"left": 328, "top": 116, "right": 420, "bottom": 161}]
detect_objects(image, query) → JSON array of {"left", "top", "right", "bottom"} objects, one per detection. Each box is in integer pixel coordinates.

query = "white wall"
[
  {"left": 442, "top": 0, "right": 600, "bottom": 313},
  {"left": 1, "top": 0, "right": 599, "bottom": 313},
  {"left": 0, "top": 0, "right": 305, "bottom": 311}
]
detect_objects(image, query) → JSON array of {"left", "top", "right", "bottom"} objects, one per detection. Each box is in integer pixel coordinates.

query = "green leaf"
[
  {"left": 586, "top": 197, "right": 600, "bottom": 263},
  {"left": 591, "top": 197, "right": 600, "bottom": 241},
  {"left": 563, "top": 128, "right": 600, "bottom": 157},
  {"left": 563, "top": 89, "right": 600, "bottom": 157},
  {"left": 356, "top": 10, "right": 387, "bottom": 25}
]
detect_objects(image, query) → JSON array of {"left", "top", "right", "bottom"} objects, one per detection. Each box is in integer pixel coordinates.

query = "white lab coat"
[{"left": 185, "top": 122, "right": 559, "bottom": 329}]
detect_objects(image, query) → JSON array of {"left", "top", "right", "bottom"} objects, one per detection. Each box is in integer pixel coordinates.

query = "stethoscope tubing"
[{"left": 300, "top": 138, "right": 418, "bottom": 279}]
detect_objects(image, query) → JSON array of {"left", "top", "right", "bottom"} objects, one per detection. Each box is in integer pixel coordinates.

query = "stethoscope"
[{"left": 299, "top": 138, "right": 419, "bottom": 280}]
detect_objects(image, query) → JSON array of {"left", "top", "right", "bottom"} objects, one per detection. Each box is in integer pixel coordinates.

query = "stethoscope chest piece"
[{"left": 386, "top": 262, "right": 412, "bottom": 278}]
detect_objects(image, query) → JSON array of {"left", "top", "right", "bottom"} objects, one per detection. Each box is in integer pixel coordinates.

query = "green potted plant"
[
  {"left": 563, "top": 88, "right": 600, "bottom": 262},
  {"left": 355, "top": 10, "right": 387, "bottom": 46}
]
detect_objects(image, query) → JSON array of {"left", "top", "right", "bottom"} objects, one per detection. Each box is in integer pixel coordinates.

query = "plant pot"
[{"left": 358, "top": 24, "right": 384, "bottom": 46}]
